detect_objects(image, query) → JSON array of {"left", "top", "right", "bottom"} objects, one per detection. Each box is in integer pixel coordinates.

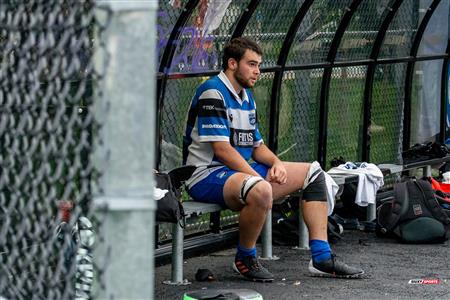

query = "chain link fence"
[{"left": 0, "top": 1, "right": 107, "bottom": 299}]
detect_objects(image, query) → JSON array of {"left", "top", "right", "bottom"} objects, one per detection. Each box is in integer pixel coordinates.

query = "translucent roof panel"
[
  {"left": 157, "top": 0, "right": 190, "bottom": 66},
  {"left": 167, "top": 0, "right": 251, "bottom": 73},
  {"left": 410, "top": 60, "right": 444, "bottom": 145},
  {"left": 417, "top": 0, "right": 449, "bottom": 56},
  {"left": 335, "top": 1, "right": 388, "bottom": 62},
  {"left": 286, "top": 0, "right": 353, "bottom": 66},
  {"left": 241, "top": 0, "right": 305, "bottom": 67},
  {"left": 378, "top": 1, "right": 431, "bottom": 59}
]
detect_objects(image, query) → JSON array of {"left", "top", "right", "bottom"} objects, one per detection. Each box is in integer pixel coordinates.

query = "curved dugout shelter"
[{"left": 156, "top": 0, "right": 450, "bottom": 171}]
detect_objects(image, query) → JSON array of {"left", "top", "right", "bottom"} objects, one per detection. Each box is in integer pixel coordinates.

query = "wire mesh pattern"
[
  {"left": 0, "top": 1, "right": 106, "bottom": 299},
  {"left": 242, "top": 0, "right": 303, "bottom": 67},
  {"left": 286, "top": 0, "right": 354, "bottom": 66},
  {"left": 370, "top": 63, "right": 407, "bottom": 164},
  {"left": 277, "top": 69, "right": 322, "bottom": 163},
  {"left": 326, "top": 66, "right": 367, "bottom": 168},
  {"left": 157, "top": 0, "right": 190, "bottom": 65},
  {"left": 379, "top": 0, "right": 418, "bottom": 59},
  {"left": 251, "top": 71, "right": 274, "bottom": 142},
  {"left": 335, "top": 1, "right": 387, "bottom": 62},
  {"left": 160, "top": 77, "right": 205, "bottom": 171}
]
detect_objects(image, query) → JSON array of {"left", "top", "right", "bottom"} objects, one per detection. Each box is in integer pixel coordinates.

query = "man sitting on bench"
[{"left": 182, "top": 37, "right": 364, "bottom": 282}]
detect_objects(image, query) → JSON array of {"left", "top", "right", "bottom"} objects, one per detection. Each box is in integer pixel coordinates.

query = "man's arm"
[
  {"left": 252, "top": 144, "right": 279, "bottom": 166},
  {"left": 212, "top": 141, "right": 261, "bottom": 177},
  {"left": 252, "top": 144, "right": 287, "bottom": 184}
]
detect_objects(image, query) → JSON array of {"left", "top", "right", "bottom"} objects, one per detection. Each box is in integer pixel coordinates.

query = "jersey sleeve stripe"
[
  {"left": 198, "top": 98, "right": 228, "bottom": 119},
  {"left": 198, "top": 135, "right": 229, "bottom": 142}
]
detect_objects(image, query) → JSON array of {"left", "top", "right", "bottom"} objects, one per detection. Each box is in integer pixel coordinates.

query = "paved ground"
[{"left": 155, "top": 230, "right": 450, "bottom": 300}]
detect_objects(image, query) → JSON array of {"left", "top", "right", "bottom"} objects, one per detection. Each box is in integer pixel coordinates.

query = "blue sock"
[
  {"left": 236, "top": 244, "right": 257, "bottom": 260},
  {"left": 309, "top": 239, "right": 332, "bottom": 263}
]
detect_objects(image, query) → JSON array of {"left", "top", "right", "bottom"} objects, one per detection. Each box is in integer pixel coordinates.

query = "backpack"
[
  {"left": 377, "top": 179, "right": 450, "bottom": 243},
  {"left": 333, "top": 182, "right": 366, "bottom": 221},
  {"left": 154, "top": 165, "right": 196, "bottom": 223},
  {"left": 154, "top": 171, "right": 184, "bottom": 223}
]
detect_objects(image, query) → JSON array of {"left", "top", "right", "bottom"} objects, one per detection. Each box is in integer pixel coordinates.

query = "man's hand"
[{"left": 267, "top": 160, "right": 287, "bottom": 184}]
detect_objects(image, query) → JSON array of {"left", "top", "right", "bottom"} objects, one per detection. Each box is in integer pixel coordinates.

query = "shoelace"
[{"left": 249, "top": 257, "right": 262, "bottom": 270}]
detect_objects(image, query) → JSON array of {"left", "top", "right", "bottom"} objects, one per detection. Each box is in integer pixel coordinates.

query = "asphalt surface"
[{"left": 155, "top": 230, "right": 450, "bottom": 300}]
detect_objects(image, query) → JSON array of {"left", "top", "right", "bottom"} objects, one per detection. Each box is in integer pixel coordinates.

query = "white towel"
[
  {"left": 324, "top": 172, "right": 338, "bottom": 215},
  {"left": 328, "top": 162, "right": 384, "bottom": 207},
  {"left": 153, "top": 188, "right": 168, "bottom": 200}
]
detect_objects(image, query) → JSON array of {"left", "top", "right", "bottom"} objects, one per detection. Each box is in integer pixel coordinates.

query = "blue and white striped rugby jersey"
[{"left": 183, "top": 71, "right": 263, "bottom": 188}]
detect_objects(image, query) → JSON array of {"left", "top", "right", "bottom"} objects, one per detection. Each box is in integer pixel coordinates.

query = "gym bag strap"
[
  {"left": 377, "top": 181, "right": 408, "bottom": 233},
  {"left": 414, "top": 180, "right": 450, "bottom": 225}
]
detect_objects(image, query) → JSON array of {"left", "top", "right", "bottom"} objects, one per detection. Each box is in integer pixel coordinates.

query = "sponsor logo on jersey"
[
  {"left": 202, "top": 124, "right": 226, "bottom": 129},
  {"left": 233, "top": 131, "right": 254, "bottom": 146},
  {"left": 201, "top": 104, "right": 226, "bottom": 112}
]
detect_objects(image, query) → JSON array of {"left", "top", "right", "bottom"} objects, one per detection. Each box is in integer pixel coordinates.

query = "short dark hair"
[{"left": 222, "top": 37, "right": 262, "bottom": 70}]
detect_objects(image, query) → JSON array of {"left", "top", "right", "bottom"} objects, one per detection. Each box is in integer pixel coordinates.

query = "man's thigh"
[
  {"left": 188, "top": 167, "right": 237, "bottom": 208},
  {"left": 271, "top": 161, "right": 310, "bottom": 201},
  {"left": 223, "top": 163, "right": 270, "bottom": 211},
  {"left": 190, "top": 162, "right": 310, "bottom": 208},
  {"left": 188, "top": 163, "right": 269, "bottom": 209}
]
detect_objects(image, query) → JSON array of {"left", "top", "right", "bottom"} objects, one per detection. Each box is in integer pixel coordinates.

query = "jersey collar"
[{"left": 218, "top": 71, "right": 249, "bottom": 104}]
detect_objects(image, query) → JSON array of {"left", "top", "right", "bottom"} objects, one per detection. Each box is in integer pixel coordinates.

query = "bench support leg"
[
  {"left": 162, "top": 221, "right": 190, "bottom": 285},
  {"left": 423, "top": 165, "right": 432, "bottom": 177},
  {"left": 367, "top": 203, "right": 376, "bottom": 221},
  {"left": 260, "top": 210, "right": 279, "bottom": 260},
  {"left": 296, "top": 202, "right": 309, "bottom": 250},
  {"left": 210, "top": 211, "right": 221, "bottom": 233}
]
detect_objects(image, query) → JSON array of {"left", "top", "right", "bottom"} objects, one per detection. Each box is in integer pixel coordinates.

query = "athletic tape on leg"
[
  {"left": 239, "top": 176, "right": 264, "bottom": 205},
  {"left": 303, "top": 161, "right": 327, "bottom": 201},
  {"left": 303, "top": 161, "right": 323, "bottom": 189}
]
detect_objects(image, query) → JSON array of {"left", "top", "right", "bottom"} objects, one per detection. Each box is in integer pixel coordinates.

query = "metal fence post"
[{"left": 93, "top": 1, "right": 157, "bottom": 299}]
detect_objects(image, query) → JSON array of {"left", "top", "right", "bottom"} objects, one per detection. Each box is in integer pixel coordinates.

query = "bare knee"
[{"left": 246, "top": 180, "right": 272, "bottom": 211}]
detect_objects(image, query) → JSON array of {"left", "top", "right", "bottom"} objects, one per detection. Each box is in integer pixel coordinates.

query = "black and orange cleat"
[{"left": 233, "top": 256, "right": 274, "bottom": 282}]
